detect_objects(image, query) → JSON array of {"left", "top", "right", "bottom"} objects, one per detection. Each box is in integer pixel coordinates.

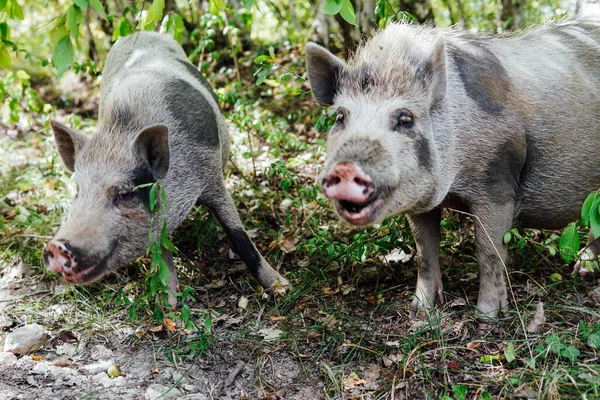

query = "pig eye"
[
  {"left": 393, "top": 109, "right": 414, "bottom": 130},
  {"left": 114, "top": 191, "right": 134, "bottom": 205}
]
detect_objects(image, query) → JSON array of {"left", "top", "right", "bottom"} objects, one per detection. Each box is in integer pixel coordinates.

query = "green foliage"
[
  {"left": 322, "top": 0, "right": 357, "bottom": 26},
  {"left": 557, "top": 191, "right": 600, "bottom": 270},
  {"left": 143, "top": 0, "right": 165, "bottom": 30},
  {"left": 504, "top": 342, "right": 516, "bottom": 363},
  {"left": 558, "top": 224, "right": 580, "bottom": 263},
  {"left": 376, "top": 0, "right": 415, "bottom": 27},
  {"left": 536, "top": 334, "right": 581, "bottom": 363},
  {"left": 0, "top": 0, "right": 22, "bottom": 68}
]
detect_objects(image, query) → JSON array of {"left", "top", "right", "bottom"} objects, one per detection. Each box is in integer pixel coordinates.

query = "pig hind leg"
[
  {"left": 201, "top": 183, "right": 289, "bottom": 289},
  {"left": 408, "top": 208, "right": 444, "bottom": 318},
  {"left": 573, "top": 231, "right": 600, "bottom": 277}
]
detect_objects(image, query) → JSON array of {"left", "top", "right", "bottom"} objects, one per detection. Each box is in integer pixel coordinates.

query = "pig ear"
[
  {"left": 305, "top": 42, "right": 345, "bottom": 106},
  {"left": 132, "top": 125, "right": 170, "bottom": 180},
  {"left": 50, "top": 120, "right": 89, "bottom": 173},
  {"left": 428, "top": 33, "right": 447, "bottom": 104}
]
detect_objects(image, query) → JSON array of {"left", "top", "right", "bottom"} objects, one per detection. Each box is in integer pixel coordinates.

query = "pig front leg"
[
  {"left": 471, "top": 201, "right": 514, "bottom": 319},
  {"left": 203, "top": 183, "right": 289, "bottom": 291},
  {"left": 408, "top": 208, "right": 443, "bottom": 317}
]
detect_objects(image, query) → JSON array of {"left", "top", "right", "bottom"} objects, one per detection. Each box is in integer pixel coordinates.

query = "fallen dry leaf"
[
  {"left": 317, "top": 314, "right": 336, "bottom": 328},
  {"left": 53, "top": 358, "right": 73, "bottom": 367},
  {"left": 342, "top": 371, "right": 369, "bottom": 390},
  {"left": 448, "top": 361, "right": 460, "bottom": 371},
  {"left": 205, "top": 279, "right": 227, "bottom": 289},
  {"left": 163, "top": 318, "right": 176, "bottom": 331},
  {"left": 279, "top": 235, "right": 297, "bottom": 253},
  {"left": 527, "top": 301, "right": 545, "bottom": 333},
  {"left": 466, "top": 341, "right": 481, "bottom": 350},
  {"left": 383, "top": 353, "right": 403, "bottom": 367},
  {"left": 238, "top": 296, "right": 249, "bottom": 311},
  {"left": 258, "top": 327, "right": 283, "bottom": 340}
]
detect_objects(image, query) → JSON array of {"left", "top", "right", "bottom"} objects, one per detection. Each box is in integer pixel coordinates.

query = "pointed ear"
[
  {"left": 50, "top": 120, "right": 89, "bottom": 173},
  {"left": 132, "top": 125, "right": 170, "bottom": 180},
  {"left": 428, "top": 33, "right": 447, "bottom": 104},
  {"left": 305, "top": 42, "right": 345, "bottom": 106}
]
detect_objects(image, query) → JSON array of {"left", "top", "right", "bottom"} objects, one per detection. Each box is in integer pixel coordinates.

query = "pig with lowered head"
[
  {"left": 306, "top": 21, "right": 600, "bottom": 318},
  {"left": 43, "top": 32, "right": 288, "bottom": 302}
]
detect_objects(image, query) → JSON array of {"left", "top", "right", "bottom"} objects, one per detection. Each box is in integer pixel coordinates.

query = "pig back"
[
  {"left": 98, "top": 31, "right": 229, "bottom": 169},
  {"left": 499, "top": 21, "right": 600, "bottom": 229},
  {"left": 442, "top": 21, "right": 600, "bottom": 230}
]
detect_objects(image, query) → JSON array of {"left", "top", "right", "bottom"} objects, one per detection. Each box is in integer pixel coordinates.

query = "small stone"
[
  {"left": 83, "top": 359, "right": 114, "bottom": 375},
  {"left": 112, "top": 376, "right": 127, "bottom": 387},
  {"left": 90, "top": 344, "right": 113, "bottom": 360},
  {"left": 4, "top": 324, "right": 48, "bottom": 355},
  {"left": 144, "top": 383, "right": 182, "bottom": 400},
  {"left": 171, "top": 370, "right": 183, "bottom": 384},
  {"left": 55, "top": 343, "right": 77, "bottom": 357},
  {"left": 0, "top": 352, "right": 17, "bottom": 366},
  {"left": 93, "top": 372, "right": 114, "bottom": 388},
  {"left": 183, "top": 384, "right": 196, "bottom": 392},
  {"left": 32, "top": 362, "right": 51, "bottom": 375},
  {"left": 179, "top": 395, "right": 209, "bottom": 400}
]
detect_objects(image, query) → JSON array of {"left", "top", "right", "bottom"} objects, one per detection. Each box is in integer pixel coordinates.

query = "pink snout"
[
  {"left": 321, "top": 161, "right": 374, "bottom": 202},
  {"left": 43, "top": 240, "right": 77, "bottom": 276}
]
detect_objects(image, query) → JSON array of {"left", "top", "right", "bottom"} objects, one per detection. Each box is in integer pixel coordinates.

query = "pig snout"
[
  {"left": 321, "top": 162, "right": 374, "bottom": 203},
  {"left": 43, "top": 240, "right": 78, "bottom": 276}
]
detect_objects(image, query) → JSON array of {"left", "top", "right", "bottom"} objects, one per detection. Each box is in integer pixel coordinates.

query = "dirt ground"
[{"left": 0, "top": 261, "right": 328, "bottom": 400}]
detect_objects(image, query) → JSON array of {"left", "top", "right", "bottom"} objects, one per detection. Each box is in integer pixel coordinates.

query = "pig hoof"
[
  {"left": 409, "top": 306, "right": 430, "bottom": 321},
  {"left": 270, "top": 276, "right": 290, "bottom": 296}
]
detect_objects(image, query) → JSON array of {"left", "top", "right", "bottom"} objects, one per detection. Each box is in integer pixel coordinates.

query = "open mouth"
[
  {"left": 337, "top": 196, "right": 385, "bottom": 225},
  {"left": 63, "top": 239, "right": 118, "bottom": 284}
]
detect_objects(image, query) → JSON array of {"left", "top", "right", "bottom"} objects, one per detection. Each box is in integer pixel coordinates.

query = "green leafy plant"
[
  {"left": 536, "top": 334, "right": 580, "bottom": 363},
  {"left": 558, "top": 191, "right": 600, "bottom": 270},
  {"left": 0, "top": 0, "right": 24, "bottom": 68},
  {"left": 322, "top": 0, "right": 357, "bottom": 26}
]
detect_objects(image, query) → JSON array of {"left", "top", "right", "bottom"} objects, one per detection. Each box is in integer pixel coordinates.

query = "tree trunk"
[
  {"left": 289, "top": 0, "right": 298, "bottom": 30},
  {"left": 309, "top": 0, "right": 331, "bottom": 47},
  {"left": 455, "top": 0, "right": 467, "bottom": 28},
  {"left": 335, "top": 13, "right": 359, "bottom": 54},
  {"left": 497, "top": 0, "right": 522, "bottom": 31},
  {"left": 85, "top": 6, "right": 99, "bottom": 62},
  {"left": 356, "top": 0, "right": 377, "bottom": 34}
]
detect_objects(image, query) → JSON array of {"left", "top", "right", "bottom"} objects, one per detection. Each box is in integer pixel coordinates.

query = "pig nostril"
[{"left": 324, "top": 176, "right": 341, "bottom": 187}]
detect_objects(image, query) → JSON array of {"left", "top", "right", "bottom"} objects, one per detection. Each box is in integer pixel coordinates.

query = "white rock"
[
  {"left": 113, "top": 376, "right": 127, "bottom": 387},
  {"left": 172, "top": 370, "right": 183, "bottom": 384},
  {"left": 93, "top": 372, "right": 114, "bottom": 388},
  {"left": 4, "top": 324, "right": 48, "bottom": 354},
  {"left": 180, "top": 395, "right": 209, "bottom": 400},
  {"left": 0, "top": 351, "right": 17, "bottom": 366},
  {"left": 84, "top": 359, "right": 114, "bottom": 375},
  {"left": 32, "top": 362, "right": 51, "bottom": 375},
  {"left": 90, "top": 344, "right": 113, "bottom": 360},
  {"left": 144, "top": 384, "right": 182, "bottom": 400},
  {"left": 55, "top": 343, "right": 77, "bottom": 356}
]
